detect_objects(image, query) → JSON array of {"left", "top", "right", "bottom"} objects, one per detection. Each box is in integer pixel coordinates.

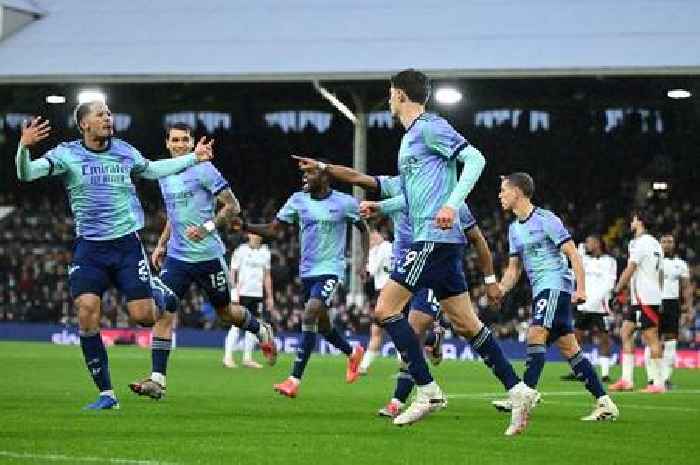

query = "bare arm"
[
  {"left": 293, "top": 156, "right": 378, "bottom": 191},
  {"left": 499, "top": 256, "right": 523, "bottom": 295},
  {"left": 681, "top": 277, "right": 693, "bottom": 312},
  {"left": 467, "top": 225, "right": 502, "bottom": 306},
  {"left": 151, "top": 220, "right": 171, "bottom": 269},
  {"left": 561, "top": 240, "right": 586, "bottom": 304},
  {"left": 614, "top": 261, "right": 638, "bottom": 294},
  {"left": 354, "top": 220, "right": 370, "bottom": 272},
  {"left": 264, "top": 269, "right": 274, "bottom": 308},
  {"left": 185, "top": 188, "right": 241, "bottom": 241}
]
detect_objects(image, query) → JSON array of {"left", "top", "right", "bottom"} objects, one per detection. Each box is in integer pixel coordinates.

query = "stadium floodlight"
[
  {"left": 653, "top": 181, "right": 668, "bottom": 191},
  {"left": 45, "top": 95, "right": 66, "bottom": 104},
  {"left": 435, "top": 87, "right": 462, "bottom": 105},
  {"left": 313, "top": 81, "right": 357, "bottom": 124},
  {"left": 667, "top": 89, "right": 691, "bottom": 99},
  {"left": 77, "top": 90, "right": 106, "bottom": 104}
]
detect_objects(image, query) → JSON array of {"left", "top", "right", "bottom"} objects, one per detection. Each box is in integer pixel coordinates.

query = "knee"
[
  {"left": 130, "top": 302, "right": 155, "bottom": 327},
  {"left": 527, "top": 327, "right": 548, "bottom": 345}
]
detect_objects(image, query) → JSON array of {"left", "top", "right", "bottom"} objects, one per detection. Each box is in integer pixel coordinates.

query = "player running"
[
  {"left": 241, "top": 163, "right": 369, "bottom": 397},
  {"left": 128, "top": 122, "right": 277, "bottom": 400},
  {"left": 610, "top": 211, "right": 665, "bottom": 393},
  {"left": 223, "top": 231, "right": 275, "bottom": 369},
  {"left": 16, "top": 105, "right": 213, "bottom": 410},
  {"left": 561, "top": 235, "right": 616, "bottom": 382},
  {"left": 657, "top": 233, "right": 692, "bottom": 388},
  {"left": 497, "top": 173, "right": 619, "bottom": 421},
  {"left": 367, "top": 69, "right": 537, "bottom": 434}
]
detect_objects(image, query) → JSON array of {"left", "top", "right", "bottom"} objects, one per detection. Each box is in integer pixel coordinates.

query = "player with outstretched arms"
[
  {"left": 16, "top": 105, "right": 213, "bottom": 410},
  {"left": 223, "top": 231, "right": 275, "bottom": 369},
  {"left": 497, "top": 173, "right": 618, "bottom": 421},
  {"left": 240, "top": 163, "right": 369, "bottom": 397},
  {"left": 128, "top": 123, "right": 276, "bottom": 400},
  {"left": 610, "top": 211, "right": 665, "bottom": 393}
]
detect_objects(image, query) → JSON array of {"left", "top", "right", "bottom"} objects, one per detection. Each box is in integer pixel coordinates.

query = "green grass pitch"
[{"left": 1, "top": 341, "right": 699, "bottom": 465}]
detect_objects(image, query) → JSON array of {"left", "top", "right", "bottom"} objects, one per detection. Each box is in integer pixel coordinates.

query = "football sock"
[
  {"left": 644, "top": 345, "right": 652, "bottom": 384},
  {"left": 291, "top": 331, "right": 316, "bottom": 379},
  {"left": 569, "top": 350, "right": 606, "bottom": 399},
  {"left": 380, "top": 313, "right": 433, "bottom": 386},
  {"left": 320, "top": 328, "right": 353, "bottom": 356},
  {"left": 151, "top": 337, "right": 172, "bottom": 378},
  {"left": 394, "top": 368, "right": 414, "bottom": 403},
  {"left": 621, "top": 352, "right": 634, "bottom": 384},
  {"left": 224, "top": 326, "right": 239, "bottom": 359},
  {"left": 599, "top": 355, "right": 611, "bottom": 378},
  {"left": 648, "top": 358, "right": 664, "bottom": 388},
  {"left": 662, "top": 339, "right": 677, "bottom": 383},
  {"left": 359, "top": 350, "right": 379, "bottom": 371},
  {"left": 243, "top": 331, "right": 257, "bottom": 362},
  {"left": 471, "top": 326, "right": 520, "bottom": 390},
  {"left": 79, "top": 329, "right": 112, "bottom": 392},
  {"left": 523, "top": 343, "right": 546, "bottom": 389}
]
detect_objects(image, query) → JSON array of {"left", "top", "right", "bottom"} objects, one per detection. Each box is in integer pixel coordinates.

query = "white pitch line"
[
  {"left": 543, "top": 399, "right": 700, "bottom": 413},
  {"left": 447, "top": 389, "right": 700, "bottom": 399},
  {"left": 0, "top": 451, "right": 178, "bottom": 465}
]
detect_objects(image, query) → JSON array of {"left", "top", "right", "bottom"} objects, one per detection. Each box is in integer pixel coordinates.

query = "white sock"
[
  {"left": 644, "top": 346, "right": 652, "bottom": 383},
  {"left": 151, "top": 372, "right": 166, "bottom": 386},
  {"left": 622, "top": 353, "right": 634, "bottom": 384},
  {"left": 359, "top": 350, "right": 379, "bottom": 371},
  {"left": 100, "top": 389, "right": 116, "bottom": 398},
  {"left": 243, "top": 331, "right": 257, "bottom": 362},
  {"left": 648, "top": 358, "right": 664, "bottom": 387},
  {"left": 599, "top": 356, "right": 610, "bottom": 378},
  {"left": 662, "top": 340, "right": 677, "bottom": 383},
  {"left": 224, "top": 326, "right": 239, "bottom": 359}
]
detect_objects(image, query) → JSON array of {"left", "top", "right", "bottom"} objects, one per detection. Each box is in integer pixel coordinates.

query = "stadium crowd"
[{"left": 0, "top": 109, "right": 697, "bottom": 345}]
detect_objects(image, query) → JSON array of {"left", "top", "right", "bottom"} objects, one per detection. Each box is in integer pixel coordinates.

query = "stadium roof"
[{"left": 0, "top": 0, "right": 699, "bottom": 83}]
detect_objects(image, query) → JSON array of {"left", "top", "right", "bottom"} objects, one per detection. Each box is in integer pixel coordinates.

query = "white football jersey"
[
  {"left": 367, "top": 240, "right": 393, "bottom": 290},
  {"left": 628, "top": 234, "right": 663, "bottom": 306},
  {"left": 662, "top": 257, "right": 690, "bottom": 300},
  {"left": 231, "top": 243, "right": 271, "bottom": 298},
  {"left": 578, "top": 253, "right": 617, "bottom": 314}
]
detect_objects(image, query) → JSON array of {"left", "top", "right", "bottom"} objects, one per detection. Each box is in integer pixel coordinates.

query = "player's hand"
[
  {"left": 151, "top": 246, "right": 166, "bottom": 270},
  {"left": 572, "top": 289, "right": 586, "bottom": 305},
  {"left": 194, "top": 137, "right": 214, "bottom": 162},
  {"left": 20, "top": 117, "right": 51, "bottom": 147},
  {"left": 435, "top": 205, "right": 456, "bottom": 230},
  {"left": 291, "top": 155, "right": 319, "bottom": 171},
  {"left": 185, "top": 225, "right": 207, "bottom": 241},
  {"left": 359, "top": 200, "right": 380, "bottom": 219},
  {"left": 486, "top": 283, "right": 503, "bottom": 307}
]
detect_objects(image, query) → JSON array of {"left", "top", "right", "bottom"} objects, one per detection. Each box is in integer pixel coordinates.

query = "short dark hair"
[
  {"left": 390, "top": 68, "right": 431, "bottom": 105},
  {"left": 503, "top": 172, "right": 535, "bottom": 198},
  {"left": 631, "top": 209, "right": 653, "bottom": 229},
  {"left": 73, "top": 101, "right": 100, "bottom": 133},
  {"left": 166, "top": 122, "right": 193, "bottom": 139}
]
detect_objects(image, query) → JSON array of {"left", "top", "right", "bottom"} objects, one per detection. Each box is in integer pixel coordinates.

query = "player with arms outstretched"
[
  {"left": 241, "top": 163, "right": 369, "bottom": 397},
  {"left": 129, "top": 123, "right": 276, "bottom": 400},
  {"left": 16, "top": 105, "right": 213, "bottom": 409}
]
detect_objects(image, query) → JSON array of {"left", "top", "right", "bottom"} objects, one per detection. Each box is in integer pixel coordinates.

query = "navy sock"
[
  {"left": 471, "top": 326, "right": 520, "bottom": 390},
  {"left": 291, "top": 331, "right": 316, "bottom": 379},
  {"left": 151, "top": 337, "right": 172, "bottom": 375},
  {"left": 320, "top": 328, "right": 353, "bottom": 356},
  {"left": 394, "top": 368, "right": 415, "bottom": 403},
  {"left": 523, "top": 344, "right": 546, "bottom": 389},
  {"left": 381, "top": 314, "right": 433, "bottom": 386},
  {"left": 239, "top": 308, "right": 261, "bottom": 334},
  {"left": 79, "top": 331, "right": 112, "bottom": 392},
  {"left": 151, "top": 277, "right": 178, "bottom": 314},
  {"left": 569, "top": 350, "right": 606, "bottom": 399},
  {"left": 424, "top": 330, "right": 437, "bottom": 348}
]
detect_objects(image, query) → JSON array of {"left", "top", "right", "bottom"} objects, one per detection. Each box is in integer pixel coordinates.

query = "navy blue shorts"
[
  {"left": 409, "top": 288, "right": 440, "bottom": 318},
  {"left": 69, "top": 233, "right": 152, "bottom": 301},
  {"left": 159, "top": 256, "right": 231, "bottom": 308},
  {"left": 531, "top": 289, "right": 574, "bottom": 343},
  {"left": 302, "top": 275, "right": 340, "bottom": 307},
  {"left": 390, "top": 242, "right": 467, "bottom": 301}
]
